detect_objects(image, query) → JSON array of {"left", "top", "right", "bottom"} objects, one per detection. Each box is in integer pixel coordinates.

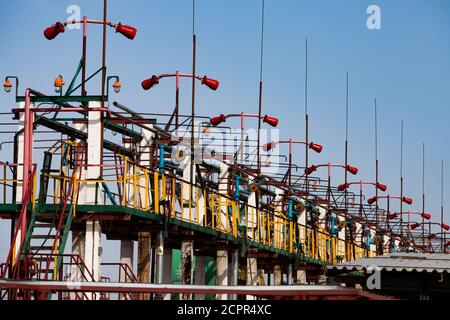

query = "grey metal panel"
[{"left": 328, "top": 253, "right": 450, "bottom": 273}]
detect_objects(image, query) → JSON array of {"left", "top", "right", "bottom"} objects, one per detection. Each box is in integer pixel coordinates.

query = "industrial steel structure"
[{"left": 0, "top": 1, "right": 448, "bottom": 301}]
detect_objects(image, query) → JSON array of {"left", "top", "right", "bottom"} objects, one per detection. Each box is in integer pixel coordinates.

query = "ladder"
[{"left": 22, "top": 143, "right": 85, "bottom": 294}]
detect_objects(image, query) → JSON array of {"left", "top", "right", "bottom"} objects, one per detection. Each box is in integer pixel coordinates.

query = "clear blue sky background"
[{"left": 1, "top": 0, "right": 450, "bottom": 265}]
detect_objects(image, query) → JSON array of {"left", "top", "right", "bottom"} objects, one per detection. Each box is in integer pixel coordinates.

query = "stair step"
[
  {"left": 34, "top": 223, "right": 55, "bottom": 228},
  {"left": 29, "top": 246, "right": 55, "bottom": 251},
  {"left": 30, "top": 234, "right": 61, "bottom": 239},
  {"left": 35, "top": 269, "right": 55, "bottom": 274}
]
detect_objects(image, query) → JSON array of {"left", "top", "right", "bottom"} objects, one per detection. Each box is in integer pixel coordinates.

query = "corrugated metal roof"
[{"left": 328, "top": 253, "right": 450, "bottom": 273}]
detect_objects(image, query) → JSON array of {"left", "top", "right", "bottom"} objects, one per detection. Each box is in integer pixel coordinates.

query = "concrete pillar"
[
  {"left": 216, "top": 249, "right": 228, "bottom": 300},
  {"left": 194, "top": 256, "right": 206, "bottom": 300},
  {"left": 246, "top": 257, "right": 258, "bottom": 300},
  {"left": 287, "top": 263, "right": 293, "bottom": 285},
  {"left": 296, "top": 268, "right": 307, "bottom": 284},
  {"left": 84, "top": 220, "right": 101, "bottom": 280},
  {"left": 120, "top": 240, "right": 134, "bottom": 282},
  {"left": 83, "top": 104, "right": 102, "bottom": 294},
  {"left": 218, "top": 163, "right": 229, "bottom": 231},
  {"left": 229, "top": 249, "right": 239, "bottom": 299},
  {"left": 273, "top": 265, "right": 282, "bottom": 286},
  {"left": 162, "top": 247, "right": 173, "bottom": 300},
  {"left": 137, "top": 231, "right": 151, "bottom": 300},
  {"left": 70, "top": 230, "right": 85, "bottom": 299},
  {"left": 154, "top": 231, "right": 164, "bottom": 284},
  {"left": 180, "top": 239, "right": 194, "bottom": 300},
  {"left": 119, "top": 240, "right": 134, "bottom": 300}
]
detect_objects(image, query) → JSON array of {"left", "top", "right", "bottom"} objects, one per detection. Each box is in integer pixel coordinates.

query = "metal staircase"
[{"left": 22, "top": 142, "right": 85, "bottom": 284}]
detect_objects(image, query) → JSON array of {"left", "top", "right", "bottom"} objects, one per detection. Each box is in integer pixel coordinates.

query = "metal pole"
[
  {"left": 101, "top": 1, "right": 107, "bottom": 104},
  {"left": 400, "top": 122, "right": 404, "bottom": 238},
  {"left": 155, "top": 231, "right": 164, "bottom": 284},
  {"left": 231, "top": 248, "right": 239, "bottom": 299},
  {"left": 287, "top": 263, "right": 293, "bottom": 285},
  {"left": 190, "top": 34, "right": 196, "bottom": 189},
  {"left": 305, "top": 39, "right": 309, "bottom": 197},
  {"left": 82, "top": 16, "right": 87, "bottom": 96},
  {"left": 375, "top": 99, "right": 379, "bottom": 226},
  {"left": 257, "top": 81, "right": 262, "bottom": 175},
  {"left": 240, "top": 112, "right": 244, "bottom": 165},
  {"left": 257, "top": 0, "right": 265, "bottom": 176},
  {"left": 288, "top": 139, "right": 292, "bottom": 187},
  {"left": 422, "top": 144, "right": 425, "bottom": 248},
  {"left": 441, "top": 159, "right": 444, "bottom": 253},
  {"left": 175, "top": 71, "right": 180, "bottom": 131},
  {"left": 344, "top": 74, "right": 349, "bottom": 259},
  {"left": 100, "top": 0, "right": 107, "bottom": 180}
]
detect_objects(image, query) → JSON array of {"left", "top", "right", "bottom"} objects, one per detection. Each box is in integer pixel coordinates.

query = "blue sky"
[{"left": 1, "top": 0, "right": 450, "bottom": 262}]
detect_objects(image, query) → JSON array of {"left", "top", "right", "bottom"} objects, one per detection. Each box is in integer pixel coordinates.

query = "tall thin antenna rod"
[
  {"left": 346, "top": 73, "right": 349, "bottom": 141},
  {"left": 422, "top": 143, "right": 425, "bottom": 247},
  {"left": 422, "top": 143, "right": 425, "bottom": 195},
  {"left": 344, "top": 72, "right": 350, "bottom": 258},
  {"left": 192, "top": 0, "right": 195, "bottom": 34},
  {"left": 375, "top": 99, "right": 379, "bottom": 227},
  {"left": 400, "top": 121, "right": 404, "bottom": 237},
  {"left": 304, "top": 38, "right": 309, "bottom": 197},
  {"left": 400, "top": 122, "right": 404, "bottom": 177},
  {"left": 375, "top": 99, "right": 378, "bottom": 162},
  {"left": 256, "top": 0, "right": 265, "bottom": 176},
  {"left": 259, "top": 0, "right": 265, "bottom": 82},
  {"left": 441, "top": 159, "right": 444, "bottom": 253},
  {"left": 305, "top": 39, "right": 308, "bottom": 116}
]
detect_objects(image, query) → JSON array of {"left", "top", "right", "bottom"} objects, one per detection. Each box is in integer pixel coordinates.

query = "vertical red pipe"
[{"left": 22, "top": 89, "right": 32, "bottom": 244}]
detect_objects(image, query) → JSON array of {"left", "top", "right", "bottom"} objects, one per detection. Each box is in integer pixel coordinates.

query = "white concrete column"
[
  {"left": 216, "top": 249, "right": 228, "bottom": 300},
  {"left": 181, "top": 160, "right": 196, "bottom": 221},
  {"left": 83, "top": 103, "right": 102, "bottom": 295},
  {"left": 179, "top": 239, "right": 194, "bottom": 300},
  {"left": 119, "top": 239, "right": 134, "bottom": 300},
  {"left": 246, "top": 257, "right": 258, "bottom": 300},
  {"left": 229, "top": 249, "right": 239, "bottom": 299},
  {"left": 296, "top": 268, "right": 307, "bottom": 284},
  {"left": 273, "top": 265, "right": 282, "bottom": 286},
  {"left": 162, "top": 248, "right": 173, "bottom": 300},
  {"left": 137, "top": 232, "right": 151, "bottom": 300},
  {"left": 218, "top": 162, "right": 229, "bottom": 231},
  {"left": 120, "top": 240, "right": 134, "bottom": 282},
  {"left": 247, "top": 177, "right": 257, "bottom": 240},
  {"left": 194, "top": 256, "right": 206, "bottom": 300},
  {"left": 70, "top": 230, "right": 85, "bottom": 299}
]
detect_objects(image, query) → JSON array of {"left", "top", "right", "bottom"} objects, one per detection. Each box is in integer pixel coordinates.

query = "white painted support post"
[
  {"left": 246, "top": 257, "right": 258, "bottom": 300},
  {"left": 296, "top": 267, "right": 307, "bottom": 284},
  {"left": 273, "top": 265, "right": 282, "bottom": 286},
  {"left": 83, "top": 103, "right": 102, "bottom": 299},
  {"left": 137, "top": 232, "right": 151, "bottom": 300},
  {"left": 247, "top": 177, "right": 257, "bottom": 241},
  {"left": 218, "top": 162, "right": 229, "bottom": 231},
  {"left": 229, "top": 248, "right": 239, "bottom": 299},
  {"left": 179, "top": 239, "right": 194, "bottom": 300},
  {"left": 194, "top": 256, "right": 206, "bottom": 300},
  {"left": 162, "top": 248, "right": 173, "bottom": 300},
  {"left": 181, "top": 161, "right": 195, "bottom": 222},
  {"left": 216, "top": 248, "right": 228, "bottom": 300},
  {"left": 119, "top": 240, "right": 134, "bottom": 300}
]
